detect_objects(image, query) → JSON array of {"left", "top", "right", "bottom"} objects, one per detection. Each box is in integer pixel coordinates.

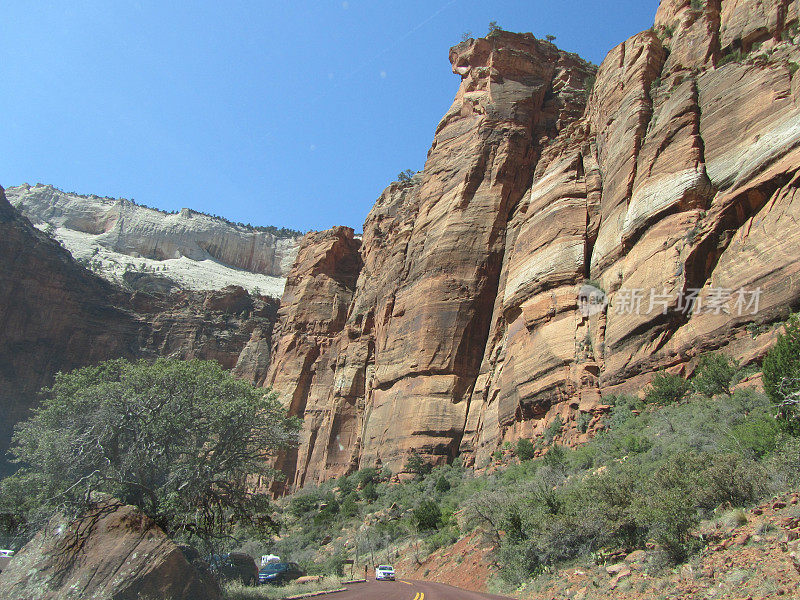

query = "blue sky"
[{"left": 1, "top": 1, "right": 658, "bottom": 232}]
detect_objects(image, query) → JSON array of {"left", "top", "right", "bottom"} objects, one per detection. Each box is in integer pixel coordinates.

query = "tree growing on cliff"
[
  {"left": 692, "top": 353, "right": 740, "bottom": 397},
  {"left": 644, "top": 372, "right": 691, "bottom": 406},
  {"left": 762, "top": 314, "right": 800, "bottom": 432},
  {"left": 403, "top": 451, "right": 432, "bottom": 479},
  {"left": 396, "top": 169, "right": 416, "bottom": 184},
  {"left": 0, "top": 358, "right": 300, "bottom": 549}
]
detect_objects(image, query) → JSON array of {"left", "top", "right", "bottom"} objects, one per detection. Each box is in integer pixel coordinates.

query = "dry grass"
[{"left": 222, "top": 576, "right": 344, "bottom": 600}]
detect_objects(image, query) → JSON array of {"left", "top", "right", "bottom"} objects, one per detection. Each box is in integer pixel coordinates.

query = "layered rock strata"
[
  {"left": 266, "top": 32, "right": 597, "bottom": 490},
  {"left": 7, "top": 183, "right": 301, "bottom": 295},
  {"left": 0, "top": 188, "right": 280, "bottom": 475},
  {"left": 268, "top": 1, "right": 800, "bottom": 489}
]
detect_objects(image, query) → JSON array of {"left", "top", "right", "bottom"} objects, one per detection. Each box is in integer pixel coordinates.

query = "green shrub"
[
  {"left": 404, "top": 451, "right": 433, "bottom": 478},
  {"left": 577, "top": 412, "right": 592, "bottom": 433},
  {"left": 516, "top": 438, "right": 536, "bottom": 461},
  {"left": 426, "top": 526, "right": 459, "bottom": 552},
  {"left": 789, "top": 62, "right": 799, "bottom": 76},
  {"left": 339, "top": 495, "right": 359, "bottom": 519},
  {"left": 726, "top": 412, "right": 780, "bottom": 459},
  {"left": 413, "top": 500, "right": 442, "bottom": 531},
  {"left": 583, "top": 74, "right": 596, "bottom": 99},
  {"left": 354, "top": 467, "right": 381, "bottom": 487},
  {"left": 645, "top": 372, "right": 690, "bottom": 405},
  {"left": 718, "top": 48, "right": 744, "bottom": 66},
  {"left": 544, "top": 416, "right": 563, "bottom": 443},
  {"left": 434, "top": 476, "right": 451, "bottom": 494},
  {"left": 361, "top": 482, "right": 378, "bottom": 502},
  {"left": 692, "top": 353, "right": 739, "bottom": 397},
  {"left": 650, "top": 76, "right": 662, "bottom": 93},
  {"left": 762, "top": 314, "right": 800, "bottom": 431}
]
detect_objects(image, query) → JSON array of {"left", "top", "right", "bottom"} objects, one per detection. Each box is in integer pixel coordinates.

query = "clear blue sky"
[{"left": 0, "top": 1, "right": 658, "bottom": 233}]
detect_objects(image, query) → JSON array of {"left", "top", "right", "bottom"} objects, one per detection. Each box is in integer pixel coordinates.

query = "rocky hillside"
[
  {"left": 0, "top": 187, "right": 279, "bottom": 475},
  {"left": 266, "top": 0, "right": 800, "bottom": 491},
  {"left": 6, "top": 184, "right": 302, "bottom": 296}
]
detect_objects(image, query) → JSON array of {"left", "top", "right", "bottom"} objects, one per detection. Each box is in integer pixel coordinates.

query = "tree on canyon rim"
[{"left": 0, "top": 358, "right": 300, "bottom": 549}]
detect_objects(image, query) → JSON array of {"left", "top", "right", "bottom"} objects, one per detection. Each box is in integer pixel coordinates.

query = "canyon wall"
[
  {"left": 0, "top": 188, "right": 280, "bottom": 475},
  {"left": 7, "top": 184, "right": 301, "bottom": 296},
  {"left": 268, "top": 0, "right": 800, "bottom": 490}
]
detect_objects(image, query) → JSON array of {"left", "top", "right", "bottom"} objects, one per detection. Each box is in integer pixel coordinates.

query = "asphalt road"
[{"left": 334, "top": 579, "right": 515, "bottom": 600}]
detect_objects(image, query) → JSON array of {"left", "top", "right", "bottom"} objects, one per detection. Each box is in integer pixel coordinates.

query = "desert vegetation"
[
  {"left": 252, "top": 315, "right": 800, "bottom": 593},
  {"left": 0, "top": 358, "right": 300, "bottom": 554},
  {"left": 2, "top": 315, "right": 800, "bottom": 596}
]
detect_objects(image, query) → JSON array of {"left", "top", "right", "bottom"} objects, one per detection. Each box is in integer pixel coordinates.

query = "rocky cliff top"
[{"left": 6, "top": 183, "right": 303, "bottom": 295}]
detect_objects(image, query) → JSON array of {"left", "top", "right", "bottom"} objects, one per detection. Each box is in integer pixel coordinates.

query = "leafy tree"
[
  {"left": 516, "top": 438, "right": 536, "bottom": 461},
  {"left": 488, "top": 21, "right": 502, "bottom": 35},
  {"left": 692, "top": 353, "right": 739, "bottom": 397},
  {"left": 645, "top": 372, "right": 690, "bottom": 405},
  {"left": 354, "top": 467, "right": 381, "bottom": 488},
  {"left": 762, "top": 314, "right": 800, "bottom": 431},
  {"left": 361, "top": 481, "right": 379, "bottom": 503},
  {"left": 544, "top": 415, "right": 563, "bottom": 443},
  {"left": 413, "top": 500, "right": 442, "bottom": 531},
  {"left": 434, "top": 475, "right": 451, "bottom": 493},
  {"left": 0, "top": 358, "right": 299, "bottom": 549},
  {"left": 404, "top": 451, "right": 432, "bottom": 478},
  {"left": 396, "top": 169, "right": 416, "bottom": 184},
  {"left": 545, "top": 34, "right": 557, "bottom": 43}
]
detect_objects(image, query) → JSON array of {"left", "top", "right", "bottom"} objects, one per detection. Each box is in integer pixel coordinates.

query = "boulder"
[{"left": 0, "top": 500, "right": 221, "bottom": 600}]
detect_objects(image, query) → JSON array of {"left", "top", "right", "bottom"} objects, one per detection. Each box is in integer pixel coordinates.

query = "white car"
[{"left": 375, "top": 565, "right": 395, "bottom": 581}]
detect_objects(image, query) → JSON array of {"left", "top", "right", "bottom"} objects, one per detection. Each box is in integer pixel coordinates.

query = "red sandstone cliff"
[
  {"left": 267, "top": 0, "right": 800, "bottom": 489},
  {"left": 0, "top": 188, "right": 280, "bottom": 474}
]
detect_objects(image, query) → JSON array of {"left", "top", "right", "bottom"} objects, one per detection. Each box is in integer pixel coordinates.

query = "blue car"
[{"left": 258, "top": 562, "right": 305, "bottom": 585}]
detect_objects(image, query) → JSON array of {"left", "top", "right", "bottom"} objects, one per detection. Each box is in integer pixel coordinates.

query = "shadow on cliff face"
[{"left": 0, "top": 187, "right": 282, "bottom": 476}]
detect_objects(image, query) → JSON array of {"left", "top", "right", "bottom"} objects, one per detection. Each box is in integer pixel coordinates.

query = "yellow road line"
[
  {"left": 412, "top": 593, "right": 420, "bottom": 600},
  {"left": 400, "top": 580, "right": 413, "bottom": 585}
]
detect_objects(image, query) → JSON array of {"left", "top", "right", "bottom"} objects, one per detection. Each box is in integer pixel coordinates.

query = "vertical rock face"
[
  {"left": 265, "top": 227, "right": 363, "bottom": 489},
  {"left": 134, "top": 286, "right": 280, "bottom": 386},
  {"left": 268, "top": 0, "right": 800, "bottom": 488},
  {"left": 464, "top": 0, "right": 800, "bottom": 466},
  {"left": 0, "top": 189, "right": 281, "bottom": 475},
  {"left": 0, "top": 188, "right": 141, "bottom": 476},
  {"left": 266, "top": 33, "right": 597, "bottom": 490}
]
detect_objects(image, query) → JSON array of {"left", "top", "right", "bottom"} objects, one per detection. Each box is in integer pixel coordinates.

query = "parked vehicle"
[
  {"left": 0, "top": 550, "right": 14, "bottom": 574},
  {"left": 258, "top": 561, "right": 305, "bottom": 585},
  {"left": 375, "top": 565, "right": 395, "bottom": 581},
  {"left": 207, "top": 552, "right": 259, "bottom": 586}
]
